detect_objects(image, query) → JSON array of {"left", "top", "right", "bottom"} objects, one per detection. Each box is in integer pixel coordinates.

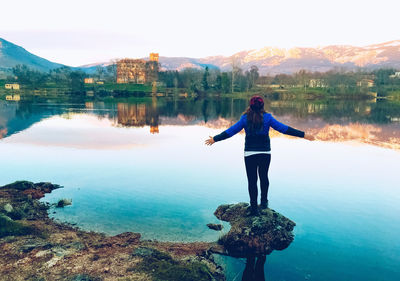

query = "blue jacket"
[{"left": 213, "top": 113, "right": 304, "bottom": 151}]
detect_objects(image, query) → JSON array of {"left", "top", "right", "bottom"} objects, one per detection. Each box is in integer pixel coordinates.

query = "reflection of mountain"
[
  {"left": 0, "top": 102, "right": 66, "bottom": 139},
  {"left": 268, "top": 122, "right": 400, "bottom": 150},
  {"left": 1, "top": 98, "right": 399, "bottom": 150},
  {"left": 313, "top": 123, "right": 400, "bottom": 150}
]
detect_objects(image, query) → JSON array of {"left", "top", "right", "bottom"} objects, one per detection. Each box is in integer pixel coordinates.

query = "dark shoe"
[{"left": 260, "top": 200, "right": 269, "bottom": 209}]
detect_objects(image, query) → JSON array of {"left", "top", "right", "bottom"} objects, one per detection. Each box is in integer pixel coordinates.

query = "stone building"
[{"left": 116, "top": 53, "right": 159, "bottom": 84}]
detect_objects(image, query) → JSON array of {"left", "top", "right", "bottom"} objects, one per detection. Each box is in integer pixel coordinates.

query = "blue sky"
[{"left": 1, "top": 0, "right": 399, "bottom": 66}]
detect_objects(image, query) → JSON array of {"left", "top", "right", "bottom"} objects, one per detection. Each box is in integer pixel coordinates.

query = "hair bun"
[{"left": 249, "top": 96, "right": 264, "bottom": 110}]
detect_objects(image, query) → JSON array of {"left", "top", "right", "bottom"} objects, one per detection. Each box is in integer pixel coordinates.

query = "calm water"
[{"left": 1, "top": 96, "right": 400, "bottom": 280}]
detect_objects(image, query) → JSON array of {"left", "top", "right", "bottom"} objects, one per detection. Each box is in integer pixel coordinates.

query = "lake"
[{"left": 1, "top": 95, "right": 399, "bottom": 280}]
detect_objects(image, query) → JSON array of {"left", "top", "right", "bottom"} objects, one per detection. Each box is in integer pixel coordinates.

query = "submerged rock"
[
  {"left": 207, "top": 223, "right": 223, "bottom": 231},
  {"left": 211, "top": 203, "right": 295, "bottom": 257},
  {"left": 57, "top": 199, "right": 72, "bottom": 208}
]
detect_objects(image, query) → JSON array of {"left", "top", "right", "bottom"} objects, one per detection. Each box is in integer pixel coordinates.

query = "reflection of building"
[
  {"left": 150, "top": 125, "right": 159, "bottom": 134},
  {"left": 0, "top": 128, "right": 7, "bottom": 139},
  {"left": 116, "top": 53, "right": 159, "bottom": 84},
  {"left": 5, "top": 95, "right": 20, "bottom": 101},
  {"left": 85, "top": 102, "right": 94, "bottom": 109},
  {"left": 116, "top": 102, "right": 159, "bottom": 134},
  {"left": 117, "top": 103, "right": 147, "bottom": 126},
  {"left": 5, "top": 83, "right": 20, "bottom": 90}
]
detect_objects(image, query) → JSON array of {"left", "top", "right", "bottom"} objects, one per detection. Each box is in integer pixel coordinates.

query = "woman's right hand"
[
  {"left": 304, "top": 132, "right": 316, "bottom": 141},
  {"left": 205, "top": 136, "right": 215, "bottom": 146}
]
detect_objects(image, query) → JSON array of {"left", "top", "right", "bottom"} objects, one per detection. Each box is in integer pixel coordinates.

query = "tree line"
[
  {"left": 8, "top": 64, "right": 116, "bottom": 91},
  {"left": 158, "top": 65, "right": 260, "bottom": 94},
  {"left": 257, "top": 68, "right": 400, "bottom": 96},
  {"left": 5, "top": 63, "right": 400, "bottom": 97}
]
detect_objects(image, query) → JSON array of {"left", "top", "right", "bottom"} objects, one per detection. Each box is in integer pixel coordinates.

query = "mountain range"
[
  {"left": 1, "top": 37, "right": 400, "bottom": 75},
  {"left": 0, "top": 38, "right": 64, "bottom": 72}
]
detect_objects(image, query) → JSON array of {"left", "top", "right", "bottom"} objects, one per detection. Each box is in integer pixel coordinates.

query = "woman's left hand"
[{"left": 205, "top": 136, "right": 215, "bottom": 146}]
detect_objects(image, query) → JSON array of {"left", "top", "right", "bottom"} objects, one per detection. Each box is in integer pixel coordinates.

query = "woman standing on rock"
[{"left": 205, "top": 96, "right": 315, "bottom": 215}]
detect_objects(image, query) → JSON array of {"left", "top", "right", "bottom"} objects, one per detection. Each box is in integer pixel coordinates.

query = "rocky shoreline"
[
  {"left": 0, "top": 181, "right": 223, "bottom": 281},
  {"left": 0, "top": 181, "right": 296, "bottom": 281}
]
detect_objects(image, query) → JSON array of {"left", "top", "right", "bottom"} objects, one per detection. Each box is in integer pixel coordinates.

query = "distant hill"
[
  {"left": 0, "top": 38, "right": 64, "bottom": 72},
  {"left": 1, "top": 37, "right": 400, "bottom": 75},
  {"left": 196, "top": 40, "right": 400, "bottom": 74},
  {"left": 81, "top": 40, "right": 400, "bottom": 75}
]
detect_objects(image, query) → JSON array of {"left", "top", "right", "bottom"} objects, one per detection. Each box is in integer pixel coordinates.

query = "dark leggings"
[{"left": 244, "top": 154, "right": 271, "bottom": 207}]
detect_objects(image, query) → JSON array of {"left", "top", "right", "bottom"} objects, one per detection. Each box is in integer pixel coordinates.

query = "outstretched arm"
[
  {"left": 205, "top": 115, "right": 245, "bottom": 145},
  {"left": 270, "top": 115, "right": 315, "bottom": 141}
]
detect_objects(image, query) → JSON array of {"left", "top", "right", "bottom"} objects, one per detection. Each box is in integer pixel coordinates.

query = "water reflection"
[
  {"left": 1, "top": 97, "right": 400, "bottom": 280},
  {"left": 241, "top": 255, "right": 266, "bottom": 281},
  {"left": 117, "top": 101, "right": 159, "bottom": 134},
  {"left": 1, "top": 96, "right": 400, "bottom": 150}
]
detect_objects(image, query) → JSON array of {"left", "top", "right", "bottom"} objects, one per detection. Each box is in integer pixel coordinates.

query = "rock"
[
  {"left": 212, "top": 203, "right": 295, "bottom": 257},
  {"left": 0, "top": 181, "right": 62, "bottom": 199},
  {"left": 20, "top": 239, "right": 52, "bottom": 253},
  {"left": 207, "top": 223, "right": 223, "bottom": 231},
  {"left": 4, "top": 203, "right": 13, "bottom": 213},
  {"left": 1, "top": 181, "right": 35, "bottom": 190},
  {"left": 67, "top": 274, "right": 102, "bottom": 281},
  {"left": 56, "top": 199, "right": 72, "bottom": 208}
]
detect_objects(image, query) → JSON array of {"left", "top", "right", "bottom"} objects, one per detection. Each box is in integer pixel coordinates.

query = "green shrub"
[
  {"left": 0, "top": 214, "right": 35, "bottom": 238},
  {"left": 132, "top": 248, "right": 212, "bottom": 281}
]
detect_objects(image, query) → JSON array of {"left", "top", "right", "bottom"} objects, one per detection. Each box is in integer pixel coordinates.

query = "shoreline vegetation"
[
  {"left": 0, "top": 64, "right": 400, "bottom": 101},
  {"left": 0, "top": 181, "right": 296, "bottom": 280}
]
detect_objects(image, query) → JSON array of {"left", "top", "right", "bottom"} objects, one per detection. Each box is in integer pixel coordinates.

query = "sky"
[{"left": 1, "top": 0, "right": 399, "bottom": 66}]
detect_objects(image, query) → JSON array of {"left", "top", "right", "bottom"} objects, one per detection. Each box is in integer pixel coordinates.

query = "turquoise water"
[{"left": 1, "top": 99, "right": 400, "bottom": 280}]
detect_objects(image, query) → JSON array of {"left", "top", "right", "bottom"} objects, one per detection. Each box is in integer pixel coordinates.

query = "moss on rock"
[
  {"left": 131, "top": 247, "right": 213, "bottom": 281},
  {"left": 0, "top": 214, "right": 36, "bottom": 238}
]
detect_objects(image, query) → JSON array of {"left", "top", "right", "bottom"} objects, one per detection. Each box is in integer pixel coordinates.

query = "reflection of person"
[
  {"left": 205, "top": 96, "right": 315, "bottom": 215},
  {"left": 242, "top": 255, "right": 266, "bottom": 281}
]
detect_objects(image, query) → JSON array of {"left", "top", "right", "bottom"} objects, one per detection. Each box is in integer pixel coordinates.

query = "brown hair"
[{"left": 244, "top": 106, "right": 266, "bottom": 133}]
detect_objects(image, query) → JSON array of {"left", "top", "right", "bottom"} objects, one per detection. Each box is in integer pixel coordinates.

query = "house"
[
  {"left": 84, "top": 78, "right": 94, "bottom": 84},
  {"left": 309, "top": 79, "right": 327, "bottom": 88},
  {"left": 357, "top": 79, "right": 374, "bottom": 88},
  {"left": 5, "top": 83, "right": 20, "bottom": 90},
  {"left": 389, "top": 72, "right": 400, "bottom": 78}
]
